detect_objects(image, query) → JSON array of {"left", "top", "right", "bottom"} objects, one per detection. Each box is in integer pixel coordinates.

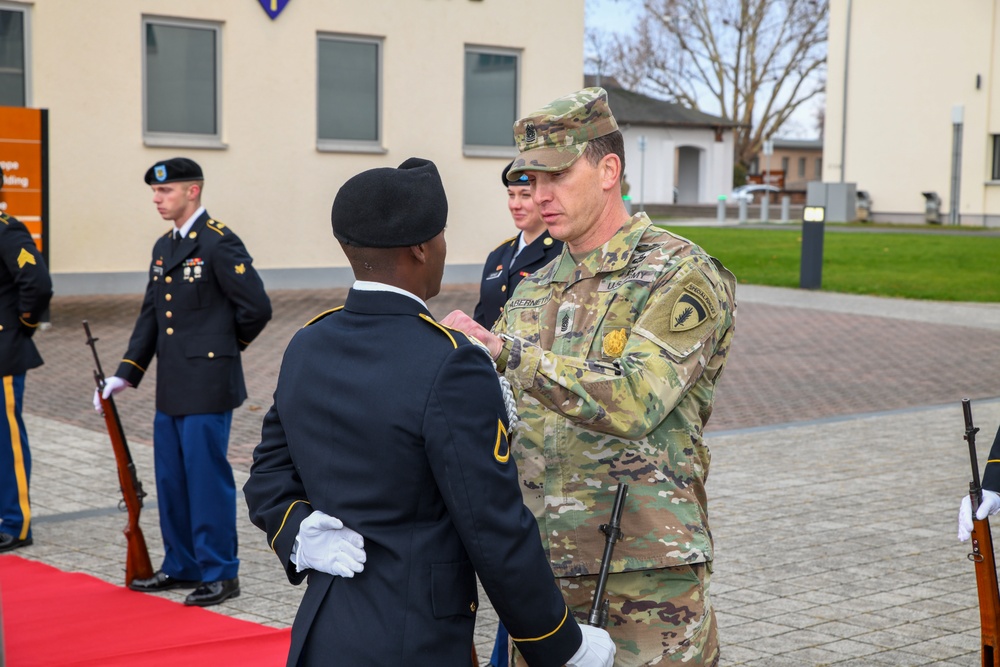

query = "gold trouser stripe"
[
  {"left": 988, "top": 459, "right": 1000, "bottom": 464},
  {"left": 3, "top": 375, "right": 31, "bottom": 540}
]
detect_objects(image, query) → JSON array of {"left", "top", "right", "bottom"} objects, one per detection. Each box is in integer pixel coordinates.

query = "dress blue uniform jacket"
[
  {"left": 244, "top": 288, "right": 581, "bottom": 667},
  {"left": 115, "top": 211, "right": 271, "bottom": 415},
  {"left": 0, "top": 212, "right": 51, "bottom": 376},
  {"left": 473, "top": 230, "right": 562, "bottom": 330}
]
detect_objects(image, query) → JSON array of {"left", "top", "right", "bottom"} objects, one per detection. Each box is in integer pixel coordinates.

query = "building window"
[
  {"left": 992, "top": 135, "right": 1000, "bottom": 180},
  {"left": 0, "top": 3, "right": 29, "bottom": 106},
  {"left": 815, "top": 157, "right": 822, "bottom": 178},
  {"left": 464, "top": 47, "right": 519, "bottom": 156},
  {"left": 317, "top": 34, "right": 382, "bottom": 152},
  {"left": 781, "top": 156, "right": 789, "bottom": 174},
  {"left": 143, "top": 17, "right": 221, "bottom": 146},
  {"left": 798, "top": 157, "right": 806, "bottom": 177}
]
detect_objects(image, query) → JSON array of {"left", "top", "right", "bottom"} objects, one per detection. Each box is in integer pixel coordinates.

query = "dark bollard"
[{"left": 800, "top": 207, "right": 825, "bottom": 289}]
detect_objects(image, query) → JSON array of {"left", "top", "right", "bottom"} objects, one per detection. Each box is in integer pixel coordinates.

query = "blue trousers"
[
  {"left": 153, "top": 410, "right": 238, "bottom": 583},
  {"left": 0, "top": 374, "right": 31, "bottom": 541}
]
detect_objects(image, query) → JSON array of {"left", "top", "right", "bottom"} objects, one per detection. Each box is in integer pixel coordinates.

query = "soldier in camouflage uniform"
[{"left": 443, "top": 88, "right": 736, "bottom": 666}]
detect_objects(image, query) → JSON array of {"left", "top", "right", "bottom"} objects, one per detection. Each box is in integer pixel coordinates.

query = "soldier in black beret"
[
  {"left": 244, "top": 157, "right": 614, "bottom": 667},
  {"left": 93, "top": 157, "right": 272, "bottom": 606},
  {"left": 0, "top": 168, "right": 53, "bottom": 553},
  {"left": 473, "top": 161, "right": 563, "bottom": 332}
]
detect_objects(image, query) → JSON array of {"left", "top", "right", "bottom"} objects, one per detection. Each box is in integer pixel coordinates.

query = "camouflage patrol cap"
[{"left": 507, "top": 87, "right": 618, "bottom": 177}]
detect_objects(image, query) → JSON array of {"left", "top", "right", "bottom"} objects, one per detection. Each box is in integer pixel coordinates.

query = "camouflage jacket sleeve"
[{"left": 498, "top": 253, "right": 735, "bottom": 440}]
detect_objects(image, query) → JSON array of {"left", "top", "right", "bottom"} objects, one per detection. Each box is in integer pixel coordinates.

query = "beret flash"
[
  {"left": 331, "top": 157, "right": 448, "bottom": 248},
  {"left": 144, "top": 157, "right": 204, "bottom": 185}
]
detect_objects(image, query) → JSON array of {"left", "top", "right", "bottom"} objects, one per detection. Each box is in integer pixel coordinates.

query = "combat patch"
[{"left": 635, "top": 268, "right": 721, "bottom": 359}]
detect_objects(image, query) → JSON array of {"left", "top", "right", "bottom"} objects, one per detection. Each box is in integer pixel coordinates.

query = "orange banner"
[{"left": 0, "top": 106, "right": 46, "bottom": 253}]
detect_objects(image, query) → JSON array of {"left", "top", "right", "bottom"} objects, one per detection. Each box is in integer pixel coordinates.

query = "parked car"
[{"left": 728, "top": 184, "right": 780, "bottom": 203}]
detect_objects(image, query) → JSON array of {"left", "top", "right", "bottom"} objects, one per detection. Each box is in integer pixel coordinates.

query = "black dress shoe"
[
  {"left": 129, "top": 570, "right": 200, "bottom": 592},
  {"left": 184, "top": 576, "right": 240, "bottom": 607},
  {"left": 0, "top": 533, "right": 32, "bottom": 553}
]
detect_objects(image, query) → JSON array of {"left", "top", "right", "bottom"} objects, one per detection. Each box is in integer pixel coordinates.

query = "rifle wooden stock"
[
  {"left": 964, "top": 398, "right": 1000, "bottom": 666},
  {"left": 83, "top": 321, "right": 153, "bottom": 587}
]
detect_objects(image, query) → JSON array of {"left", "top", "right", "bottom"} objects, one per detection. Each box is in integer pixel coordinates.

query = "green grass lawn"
[{"left": 657, "top": 225, "right": 1000, "bottom": 302}]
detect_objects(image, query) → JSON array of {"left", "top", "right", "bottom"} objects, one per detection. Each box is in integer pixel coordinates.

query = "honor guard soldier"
[
  {"left": 243, "top": 158, "right": 614, "bottom": 667},
  {"left": 0, "top": 171, "right": 53, "bottom": 553},
  {"left": 473, "top": 162, "right": 563, "bottom": 331},
  {"left": 443, "top": 88, "right": 738, "bottom": 666},
  {"left": 94, "top": 157, "right": 271, "bottom": 606}
]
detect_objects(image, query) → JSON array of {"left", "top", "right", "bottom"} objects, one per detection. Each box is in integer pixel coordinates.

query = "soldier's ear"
[
  {"left": 408, "top": 243, "right": 427, "bottom": 265},
  {"left": 598, "top": 154, "right": 622, "bottom": 193}
]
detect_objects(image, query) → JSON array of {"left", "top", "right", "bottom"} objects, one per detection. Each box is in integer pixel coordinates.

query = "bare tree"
[{"left": 595, "top": 0, "right": 827, "bottom": 168}]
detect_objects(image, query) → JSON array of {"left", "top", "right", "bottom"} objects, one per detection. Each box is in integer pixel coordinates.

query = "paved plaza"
[{"left": 5, "top": 277, "right": 1000, "bottom": 665}]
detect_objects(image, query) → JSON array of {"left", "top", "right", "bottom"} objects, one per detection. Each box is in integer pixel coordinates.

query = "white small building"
[{"left": 587, "top": 78, "right": 738, "bottom": 207}]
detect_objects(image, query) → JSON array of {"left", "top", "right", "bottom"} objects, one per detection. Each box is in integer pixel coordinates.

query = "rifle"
[
  {"left": 964, "top": 398, "right": 1000, "bottom": 666},
  {"left": 588, "top": 482, "right": 628, "bottom": 628},
  {"left": 83, "top": 320, "right": 154, "bottom": 587}
]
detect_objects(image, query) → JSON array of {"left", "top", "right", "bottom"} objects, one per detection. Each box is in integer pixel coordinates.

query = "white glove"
[
  {"left": 958, "top": 490, "right": 1000, "bottom": 541},
  {"left": 292, "top": 510, "right": 366, "bottom": 577},
  {"left": 93, "top": 376, "right": 129, "bottom": 412},
  {"left": 566, "top": 624, "right": 616, "bottom": 667}
]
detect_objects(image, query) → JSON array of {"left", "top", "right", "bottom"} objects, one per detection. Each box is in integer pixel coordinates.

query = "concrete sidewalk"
[{"left": 5, "top": 283, "right": 1000, "bottom": 665}]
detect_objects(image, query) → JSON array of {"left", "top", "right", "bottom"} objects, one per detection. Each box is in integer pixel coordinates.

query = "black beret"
[
  {"left": 501, "top": 160, "right": 529, "bottom": 188},
  {"left": 144, "top": 157, "right": 204, "bottom": 185},
  {"left": 331, "top": 157, "right": 448, "bottom": 248}
]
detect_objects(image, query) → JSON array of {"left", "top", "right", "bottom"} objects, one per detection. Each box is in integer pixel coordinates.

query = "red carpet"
[{"left": 0, "top": 555, "right": 291, "bottom": 666}]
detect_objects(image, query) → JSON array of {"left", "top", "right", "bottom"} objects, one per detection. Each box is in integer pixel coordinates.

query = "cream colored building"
[
  {"left": 0, "top": 0, "right": 585, "bottom": 294},
  {"left": 826, "top": 0, "right": 1000, "bottom": 226}
]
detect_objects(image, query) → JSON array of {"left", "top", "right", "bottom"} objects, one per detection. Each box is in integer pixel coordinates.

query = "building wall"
[
  {"left": 619, "top": 126, "right": 734, "bottom": 206},
  {"left": 825, "top": 0, "right": 1000, "bottom": 226},
  {"left": 1, "top": 0, "right": 585, "bottom": 293}
]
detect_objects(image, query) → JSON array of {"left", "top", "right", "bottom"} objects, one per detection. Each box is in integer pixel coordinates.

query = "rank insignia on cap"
[
  {"left": 235, "top": 263, "right": 246, "bottom": 274},
  {"left": 602, "top": 327, "right": 628, "bottom": 358},
  {"left": 525, "top": 122, "right": 536, "bottom": 143},
  {"left": 17, "top": 248, "right": 35, "bottom": 268},
  {"left": 154, "top": 165, "right": 167, "bottom": 182},
  {"left": 670, "top": 290, "right": 711, "bottom": 332}
]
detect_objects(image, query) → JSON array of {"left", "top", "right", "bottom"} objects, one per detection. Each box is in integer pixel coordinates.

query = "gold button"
[
  {"left": 166, "top": 328, "right": 174, "bottom": 335},
  {"left": 165, "top": 276, "right": 172, "bottom": 284},
  {"left": 0, "top": 325, "right": 4, "bottom": 331},
  {"left": 208, "top": 352, "right": 215, "bottom": 358},
  {"left": 501, "top": 285, "right": 507, "bottom": 292},
  {"left": 153, "top": 276, "right": 158, "bottom": 281},
  {"left": 165, "top": 294, "right": 172, "bottom": 301},
  {"left": 166, "top": 311, "right": 172, "bottom": 318},
  {"left": 190, "top": 231, "right": 197, "bottom": 239},
  {"left": 470, "top": 601, "right": 477, "bottom": 612},
  {"left": 544, "top": 237, "right": 553, "bottom": 246}
]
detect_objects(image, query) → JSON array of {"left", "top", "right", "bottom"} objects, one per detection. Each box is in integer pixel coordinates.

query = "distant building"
[
  {"left": 585, "top": 76, "right": 738, "bottom": 206},
  {"left": 826, "top": 0, "right": 999, "bottom": 226},
  {"left": 747, "top": 138, "right": 823, "bottom": 203},
  {"left": 0, "top": 0, "right": 584, "bottom": 294}
]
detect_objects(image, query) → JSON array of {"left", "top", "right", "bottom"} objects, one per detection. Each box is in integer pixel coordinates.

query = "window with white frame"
[
  {"left": 0, "top": 3, "right": 29, "bottom": 106},
  {"left": 143, "top": 17, "right": 221, "bottom": 145},
  {"left": 317, "top": 34, "right": 382, "bottom": 151},
  {"left": 463, "top": 47, "right": 519, "bottom": 155},
  {"left": 992, "top": 135, "right": 1000, "bottom": 181}
]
